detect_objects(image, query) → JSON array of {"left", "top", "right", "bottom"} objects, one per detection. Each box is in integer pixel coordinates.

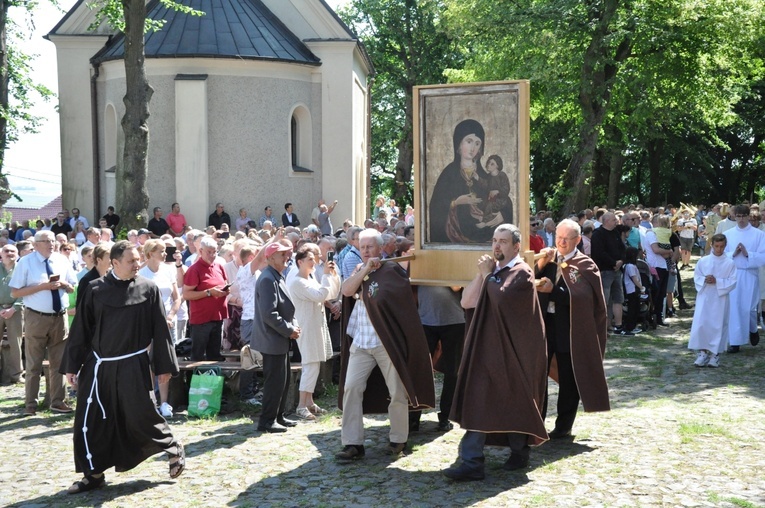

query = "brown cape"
[
  {"left": 450, "top": 262, "right": 549, "bottom": 446},
  {"left": 338, "top": 263, "right": 436, "bottom": 413},
  {"left": 536, "top": 251, "right": 610, "bottom": 412}
]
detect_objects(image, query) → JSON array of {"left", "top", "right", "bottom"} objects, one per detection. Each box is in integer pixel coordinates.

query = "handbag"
[
  {"left": 240, "top": 344, "right": 263, "bottom": 370},
  {"left": 188, "top": 367, "right": 224, "bottom": 418}
]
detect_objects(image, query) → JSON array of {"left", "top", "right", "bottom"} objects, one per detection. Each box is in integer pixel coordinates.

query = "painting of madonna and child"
[{"left": 418, "top": 82, "right": 528, "bottom": 249}]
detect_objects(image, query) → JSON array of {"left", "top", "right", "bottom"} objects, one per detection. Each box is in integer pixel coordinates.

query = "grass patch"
[
  {"left": 725, "top": 498, "right": 759, "bottom": 508},
  {"left": 605, "top": 347, "right": 653, "bottom": 360},
  {"left": 678, "top": 421, "right": 732, "bottom": 444}
]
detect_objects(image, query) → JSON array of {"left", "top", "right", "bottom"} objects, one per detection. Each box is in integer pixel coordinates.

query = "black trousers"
[
  {"left": 624, "top": 291, "right": 640, "bottom": 331},
  {"left": 542, "top": 350, "right": 580, "bottom": 432},
  {"left": 410, "top": 323, "right": 464, "bottom": 425},
  {"left": 190, "top": 320, "right": 224, "bottom": 361},
  {"left": 652, "top": 268, "right": 669, "bottom": 322},
  {"left": 258, "top": 353, "right": 290, "bottom": 428}
]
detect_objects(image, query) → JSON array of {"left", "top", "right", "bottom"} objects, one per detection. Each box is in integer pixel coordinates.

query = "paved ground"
[{"left": 2, "top": 267, "right": 765, "bottom": 507}]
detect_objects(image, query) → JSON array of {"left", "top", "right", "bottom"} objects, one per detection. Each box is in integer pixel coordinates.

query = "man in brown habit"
[
  {"left": 535, "top": 218, "right": 610, "bottom": 438},
  {"left": 336, "top": 228, "right": 435, "bottom": 460},
  {"left": 445, "top": 224, "right": 548, "bottom": 481}
]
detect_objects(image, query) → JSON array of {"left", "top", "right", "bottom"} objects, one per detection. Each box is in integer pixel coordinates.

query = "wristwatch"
[{"left": 206, "top": 290, "right": 211, "bottom": 297}]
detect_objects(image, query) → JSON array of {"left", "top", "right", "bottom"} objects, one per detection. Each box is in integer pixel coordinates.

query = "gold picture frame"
[{"left": 412, "top": 81, "right": 531, "bottom": 286}]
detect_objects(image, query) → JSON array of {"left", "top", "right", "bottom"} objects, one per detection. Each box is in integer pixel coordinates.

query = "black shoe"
[
  {"left": 438, "top": 421, "right": 454, "bottom": 432},
  {"left": 442, "top": 463, "right": 485, "bottom": 481},
  {"left": 750, "top": 332, "right": 760, "bottom": 346},
  {"left": 548, "top": 428, "right": 572, "bottom": 439},
  {"left": 388, "top": 441, "right": 407, "bottom": 455},
  {"left": 503, "top": 454, "right": 529, "bottom": 471},
  {"left": 666, "top": 309, "right": 676, "bottom": 318},
  {"left": 276, "top": 417, "right": 297, "bottom": 428},
  {"left": 679, "top": 302, "right": 693, "bottom": 310},
  {"left": 335, "top": 445, "right": 365, "bottom": 461},
  {"left": 727, "top": 345, "right": 740, "bottom": 354},
  {"left": 257, "top": 422, "right": 288, "bottom": 433}
]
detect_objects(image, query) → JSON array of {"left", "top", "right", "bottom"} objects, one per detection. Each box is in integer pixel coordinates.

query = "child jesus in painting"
[{"left": 475, "top": 155, "right": 511, "bottom": 229}]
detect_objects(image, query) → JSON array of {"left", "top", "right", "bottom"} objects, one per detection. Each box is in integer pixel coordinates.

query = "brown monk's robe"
[
  {"left": 535, "top": 250, "right": 610, "bottom": 412},
  {"left": 338, "top": 262, "right": 435, "bottom": 413},
  {"left": 450, "top": 262, "right": 549, "bottom": 446}
]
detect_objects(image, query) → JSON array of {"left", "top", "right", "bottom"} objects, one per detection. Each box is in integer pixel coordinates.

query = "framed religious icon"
[{"left": 412, "top": 81, "right": 531, "bottom": 286}]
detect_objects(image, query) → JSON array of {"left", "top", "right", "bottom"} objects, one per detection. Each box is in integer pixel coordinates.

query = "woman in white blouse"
[{"left": 287, "top": 243, "right": 341, "bottom": 420}]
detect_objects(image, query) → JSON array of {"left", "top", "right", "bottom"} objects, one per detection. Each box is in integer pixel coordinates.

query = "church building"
[{"left": 47, "top": 0, "right": 373, "bottom": 229}]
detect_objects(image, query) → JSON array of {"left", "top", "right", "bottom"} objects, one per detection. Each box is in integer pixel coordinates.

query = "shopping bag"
[{"left": 188, "top": 367, "right": 224, "bottom": 418}]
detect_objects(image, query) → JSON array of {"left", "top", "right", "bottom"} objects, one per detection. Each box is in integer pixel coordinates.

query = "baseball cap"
[
  {"left": 137, "top": 228, "right": 151, "bottom": 236},
  {"left": 264, "top": 241, "right": 292, "bottom": 258}
]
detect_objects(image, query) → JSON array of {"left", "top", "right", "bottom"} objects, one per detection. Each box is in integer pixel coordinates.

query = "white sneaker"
[
  {"left": 707, "top": 354, "right": 720, "bottom": 368},
  {"left": 160, "top": 402, "right": 173, "bottom": 417},
  {"left": 694, "top": 351, "right": 710, "bottom": 367},
  {"left": 243, "top": 397, "right": 262, "bottom": 406}
]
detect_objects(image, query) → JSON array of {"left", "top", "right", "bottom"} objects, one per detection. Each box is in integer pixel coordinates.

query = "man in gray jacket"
[{"left": 253, "top": 239, "right": 301, "bottom": 433}]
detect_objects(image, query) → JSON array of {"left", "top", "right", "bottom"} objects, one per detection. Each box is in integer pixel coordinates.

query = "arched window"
[{"left": 290, "top": 105, "right": 312, "bottom": 173}]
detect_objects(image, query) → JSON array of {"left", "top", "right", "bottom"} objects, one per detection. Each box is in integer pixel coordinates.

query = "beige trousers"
[
  {"left": 23, "top": 310, "right": 68, "bottom": 410},
  {"left": 341, "top": 343, "right": 408, "bottom": 446}
]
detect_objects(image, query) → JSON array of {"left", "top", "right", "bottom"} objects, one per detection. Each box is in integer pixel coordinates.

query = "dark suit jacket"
[
  {"left": 281, "top": 213, "right": 300, "bottom": 227},
  {"left": 252, "top": 265, "right": 297, "bottom": 355}
]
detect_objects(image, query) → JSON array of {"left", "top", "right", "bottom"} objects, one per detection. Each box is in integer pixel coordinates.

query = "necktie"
[
  {"left": 556, "top": 255, "right": 564, "bottom": 285},
  {"left": 45, "top": 259, "right": 62, "bottom": 313}
]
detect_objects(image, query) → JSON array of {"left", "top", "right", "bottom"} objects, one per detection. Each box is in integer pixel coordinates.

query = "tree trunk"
[
  {"left": 117, "top": 0, "right": 153, "bottom": 232},
  {"left": 559, "top": 0, "right": 632, "bottom": 215},
  {"left": 393, "top": 87, "right": 413, "bottom": 208},
  {"left": 607, "top": 148, "right": 625, "bottom": 208},
  {"left": 647, "top": 138, "right": 663, "bottom": 205},
  {"left": 0, "top": 0, "right": 13, "bottom": 206}
]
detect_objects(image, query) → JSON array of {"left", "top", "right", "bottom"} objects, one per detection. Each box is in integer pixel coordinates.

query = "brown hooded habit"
[
  {"left": 338, "top": 262, "right": 435, "bottom": 413},
  {"left": 450, "top": 262, "right": 549, "bottom": 446},
  {"left": 537, "top": 250, "right": 610, "bottom": 413}
]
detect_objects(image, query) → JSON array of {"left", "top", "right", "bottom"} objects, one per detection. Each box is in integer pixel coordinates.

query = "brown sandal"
[
  {"left": 68, "top": 474, "right": 105, "bottom": 494},
  {"left": 169, "top": 442, "right": 185, "bottom": 479}
]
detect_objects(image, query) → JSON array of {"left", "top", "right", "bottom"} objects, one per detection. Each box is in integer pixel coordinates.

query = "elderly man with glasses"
[
  {"left": 9, "top": 230, "right": 78, "bottom": 416},
  {"left": 535, "top": 219, "right": 610, "bottom": 440}
]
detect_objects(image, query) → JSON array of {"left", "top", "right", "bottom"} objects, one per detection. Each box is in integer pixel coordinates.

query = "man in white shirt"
[
  {"left": 9, "top": 230, "right": 78, "bottom": 416},
  {"left": 68, "top": 208, "right": 90, "bottom": 230}
]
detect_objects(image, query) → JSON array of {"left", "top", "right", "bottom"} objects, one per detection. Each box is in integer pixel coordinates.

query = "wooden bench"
[{"left": 171, "top": 358, "right": 304, "bottom": 412}]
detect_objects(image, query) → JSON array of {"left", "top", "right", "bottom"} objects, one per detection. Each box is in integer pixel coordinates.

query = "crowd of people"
[{"left": 1, "top": 195, "right": 763, "bottom": 489}]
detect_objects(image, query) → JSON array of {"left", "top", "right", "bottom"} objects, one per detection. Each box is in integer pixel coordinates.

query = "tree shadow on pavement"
[
  {"left": 229, "top": 427, "right": 594, "bottom": 507},
  {"left": 183, "top": 421, "right": 254, "bottom": 458},
  {"left": 4, "top": 479, "right": 171, "bottom": 508}
]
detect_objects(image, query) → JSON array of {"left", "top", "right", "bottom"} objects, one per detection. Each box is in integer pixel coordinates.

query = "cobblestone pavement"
[{"left": 2, "top": 276, "right": 765, "bottom": 507}]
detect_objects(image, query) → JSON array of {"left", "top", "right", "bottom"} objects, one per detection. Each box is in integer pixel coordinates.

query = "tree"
[
  {"left": 339, "top": 0, "right": 462, "bottom": 212},
  {"left": 89, "top": 0, "right": 201, "bottom": 230},
  {"left": 0, "top": 1, "right": 55, "bottom": 206},
  {"left": 443, "top": 0, "right": 765, "bottom": 212}
]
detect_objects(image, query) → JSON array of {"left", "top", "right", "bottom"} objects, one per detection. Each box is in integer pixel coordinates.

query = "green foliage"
[
  {"left": 0, "top": 2, "right": 58, "bottom": 205},
  {"left": 339, "top": 0, "right": 462, "bottom": 210},
  {"left": 87, "top": 0, "right": 204, "bottom": 32},
  {"left": 440, "top": 0, "right": 765, "bottom": 211}
]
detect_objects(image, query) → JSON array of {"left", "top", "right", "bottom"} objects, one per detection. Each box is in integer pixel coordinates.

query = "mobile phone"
[
  {"left": 49, "top": 274, "right": 60, "bottom": 282},
  {"left": 327, "top": 251, "right": 335, "bottom": 262},
  {"left": 164, "top": 246, "right": 177, "bottom": 263},
  {"left": 219, "top": 232, "right": 230, "bottom": 239},
  {"left": 223, "top": 282, "right": 233, "bottom": 291}
]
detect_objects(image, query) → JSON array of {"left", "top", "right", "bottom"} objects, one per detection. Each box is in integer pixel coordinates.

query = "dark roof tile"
[{"left": 92, "top": 0, "right": 320, "bottom": 66}]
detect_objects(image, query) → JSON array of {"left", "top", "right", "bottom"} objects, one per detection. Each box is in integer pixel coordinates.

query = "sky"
[{"left": 5, "top": 0, "right": 349, "bottom": 209}]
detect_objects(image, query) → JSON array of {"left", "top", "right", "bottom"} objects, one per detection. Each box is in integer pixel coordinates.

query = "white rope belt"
[{"left": 81, "top": 347, "right": 149, "bottom": 470}]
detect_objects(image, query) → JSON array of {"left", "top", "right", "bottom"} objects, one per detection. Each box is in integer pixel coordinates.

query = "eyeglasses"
[
  {"left": 531, "top": 222, "right": 541, "bottom": 227},
  {"left": 735, "top": 214, "right": 749, "bottom": 218},
  {"left": 557, "top": 235, "right": 579, "bottom": 243}
]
